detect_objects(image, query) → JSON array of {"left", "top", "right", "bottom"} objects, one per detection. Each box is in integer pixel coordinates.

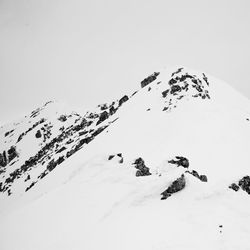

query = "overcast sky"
[{"left": 1, "top": 0, "right": 250, "bottom": 122}]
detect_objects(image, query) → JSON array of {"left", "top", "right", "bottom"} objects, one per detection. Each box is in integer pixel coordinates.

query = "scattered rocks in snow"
[
  {"left": 161, "top": 174, "right": 186, "bottom": 200},
  {"left": 108, "top": 153, "right": 124, "bottom": 163},
  {"left": 162, "top": 71, "right": 210, "bottom": 112},
  {"left": 185, "top": 170, "right": 208, "bottom": 182},
  {"left": 133, "top": 157, "right": 151, "bottom": 177},
  {"left": 229, "top": 176, "right": 250, "bottom": 194},
  {"left": 168, "top": 156, "right": 189, "bottom": 168},
  {"left": 140, "top": 72, "right": 160, "bottom": 88}
]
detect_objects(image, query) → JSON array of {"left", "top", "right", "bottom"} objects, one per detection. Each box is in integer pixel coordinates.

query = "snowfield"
[{"left": 1, "top": 67, "right": 250, "bottom": 250}]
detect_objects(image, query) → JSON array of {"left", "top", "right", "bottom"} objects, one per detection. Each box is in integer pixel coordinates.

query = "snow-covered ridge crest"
[{"left": 0, "top": 66, "right": 248, "bottom": 198}]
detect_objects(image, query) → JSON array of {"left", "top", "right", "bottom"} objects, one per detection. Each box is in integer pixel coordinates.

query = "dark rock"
[
  {"left": 170, "top": 85, "right": 182, "bottom": 94},
  {"left": 148, "top": 87, "right": 151, "bottom": 91},
  {"left": 100, "top": 104, "right": 108, "bottom": 110},
  {"left": 119, "top": 95, "right": 129, "bottom": 107},
  {"left": 109, "top": 106, "right": 117, "bottom": 115},
  {"left": 229, "top": 183, "right": 240, "bottom": 192},
  {"left": 0, "top": 151, "right": 8, "bottom": 167},
  {"left": 79, "top": 130, "right": 88, "bottom": 136},
  {"left": 169, "top": 78, "right": 177, "bottom": 85},
  {"left": 47, "top": 159, "right": 57, "bottom": 172},
  {"left": 56, "top": 146, "right": 66, "bottom": 153},
  {"left": 7, "top": 146, "right": 18, "bottom": 162},
  {"left": 238, "top": 176, "right": 250, "bottom": 194},
  {"left": 185, "top": 170, "right": 208, "bottom": 182},
  {"left": 133, "top": 157, "right": 151, "bottom": 176},
  {"left": 161, "top": 174, "right": 186, "bottom": 200},
  {"left": 108, "top": 155, "right": 115, "bottom": 160},
  {"left": 25, "top": 181, "right": 36, "bottom": 192},
  {"left": 168, "top": 156, "right": 189, "bottom": 168},
  {"left": 58, "top": 115, "right": 67, "bottom": 122},
  {"left": 92, "top": 126, "right": 108, "bottom": 137},
  {"left": 96, "top": 111, "right": 109, "bottom": 125},
  {"left": 141, "top": 72, "right": 160, "bottom": 88},
  {"left": 35, "top": 130, "right": 42, "bottom": 138},
  {"left": 24, "top": 174, "right": 30, "bottom": 182},
  {"left": 162, "top": 89, "right": 169, "bottom": 98},
  {"left": 202, "top": 73, "right": 209, "bottom": 86},
  {"left": 171, "top": 68, "right": 183, "bottom": 77},
  {"left": 136, "top": 170, "right": 143, "bottom": 177},
  {"left": 199, "top": 175, "right": 208, "bottom": 182},
  {"left": 5, "top": 129, "right": 14, "bottom": 137}
]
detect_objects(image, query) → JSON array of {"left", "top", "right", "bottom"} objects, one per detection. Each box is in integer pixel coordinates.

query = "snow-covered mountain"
[{"left": 1, "top": 66, "right": 250, "bottom": 250}]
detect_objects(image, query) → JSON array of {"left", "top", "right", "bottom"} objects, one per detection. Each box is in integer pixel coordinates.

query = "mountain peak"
[{"left": 1, "top": 66, "right": 250, "bottom": 250}]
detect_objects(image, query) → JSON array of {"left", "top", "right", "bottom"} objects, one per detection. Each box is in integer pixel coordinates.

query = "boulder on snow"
[
  {"left": 229, "top": 183, "right": 240, "bottom": 192},
  {"left": 133, "top": 157, "right": 151, "bottom": 176},
  {"left": 108, "top": 155, "right": 115, "bottom": 160},
  {"left": 162, "top": 89, "right": 169, "bottom": 98},
  {"left": 108, "top": 153, "right": 123, "bottom": 163},
  {"left": 35, "top": 130, "right": 42, "bottom": 138},
  {"left": 161, "top": 174, "right": 186, "bottom": 200},
  {"left": 168, "top": 156, "right": 189, "bottom": 168}
]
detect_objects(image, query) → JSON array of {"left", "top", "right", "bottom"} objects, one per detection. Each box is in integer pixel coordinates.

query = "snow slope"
[{"left": 1, "top": 67, "right": 250, "bottom": 250}]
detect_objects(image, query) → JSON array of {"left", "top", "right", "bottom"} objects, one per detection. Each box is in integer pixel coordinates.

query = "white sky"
[{"left": 1, "top": 0, "right": 250, "bottom": 122}]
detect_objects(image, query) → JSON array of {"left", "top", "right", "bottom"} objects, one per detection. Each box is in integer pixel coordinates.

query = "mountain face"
[{"left": 1, "top": 67, "right": 250, "bottom": 250}]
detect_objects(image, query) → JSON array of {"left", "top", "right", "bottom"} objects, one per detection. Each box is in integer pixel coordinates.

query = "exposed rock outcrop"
[
  {"left": 161, "top": 174, "right": 186, "bottom": 200},
  {"left": 168, "top": 156, "right": 189, "bottom": 168},
  {"left": 141, "top": 72, "right": 160, "bottom": 88},
  {"left": 133, "top": 157, "right": 151, "bottom": 177}
]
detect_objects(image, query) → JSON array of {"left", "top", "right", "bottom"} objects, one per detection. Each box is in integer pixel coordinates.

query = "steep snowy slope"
[
  {"left": 0, "top": 96, "right": 129, "bottom": 196},
  {"left": 1, "top": 67, "right": 250, "bottom": 250}
]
